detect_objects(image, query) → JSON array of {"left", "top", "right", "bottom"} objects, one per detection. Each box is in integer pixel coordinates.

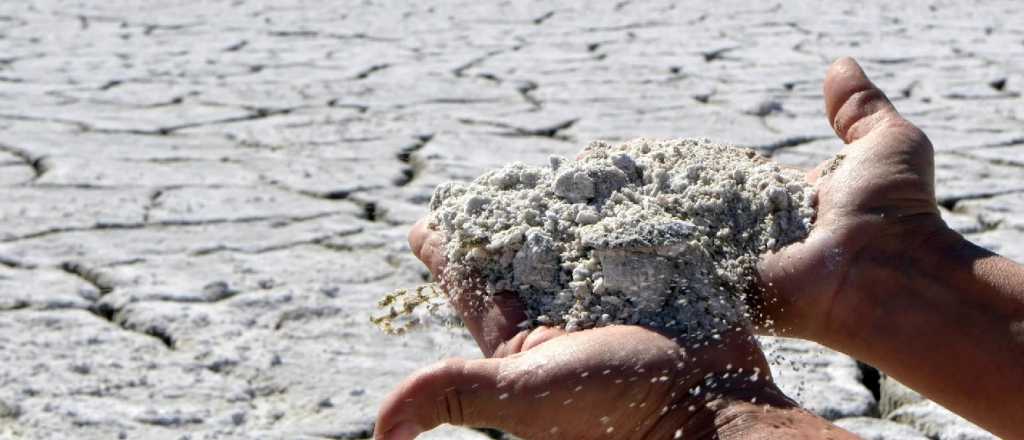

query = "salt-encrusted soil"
[
  {"left": 0, "top": 1, "right": 1016, "bottom": 438},
  {"left": 427, "top": 138, "right": 812, "bottom": 335}
]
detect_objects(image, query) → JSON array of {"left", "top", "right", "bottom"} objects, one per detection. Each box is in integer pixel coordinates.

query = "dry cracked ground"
[{"left": 0, "top": 1, "right": 1021, "bottom": 439}]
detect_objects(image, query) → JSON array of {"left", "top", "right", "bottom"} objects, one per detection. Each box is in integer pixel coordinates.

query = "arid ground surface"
[{"left": 0, "top": 1, "right": 1021, "bottom": 439}]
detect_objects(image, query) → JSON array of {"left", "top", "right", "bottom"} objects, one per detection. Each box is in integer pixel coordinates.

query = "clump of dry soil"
[{"left": 379, "top": 138, "right": 814, "bottom": 336}]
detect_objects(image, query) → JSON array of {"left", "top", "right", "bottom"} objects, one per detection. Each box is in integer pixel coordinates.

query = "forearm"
[{"left": 827, "top": 227, "right": 1024, "bottom": 438}]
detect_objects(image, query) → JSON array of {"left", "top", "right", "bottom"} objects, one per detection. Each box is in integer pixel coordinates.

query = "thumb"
[
  {"left": 824, "top": 57, "right": 924, "bottom": 145},
  {"left": 374, "top": 357, "right": 520, "bottom": 440},
  {"left": 824, "top": 56, "right": 899, "bottom": 144}
]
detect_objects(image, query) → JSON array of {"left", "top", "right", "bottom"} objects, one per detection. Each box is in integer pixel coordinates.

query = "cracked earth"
[{"left": 0, "top": 1, "right": 1021, "bottom": 439}]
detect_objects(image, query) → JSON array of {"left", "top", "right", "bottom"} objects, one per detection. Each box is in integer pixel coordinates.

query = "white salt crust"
[{"left": 430, "top": 138, "right": 814, "bottom": 335}]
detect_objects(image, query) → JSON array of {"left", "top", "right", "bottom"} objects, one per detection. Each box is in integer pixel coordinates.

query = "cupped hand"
[
  {"left": 756, "top": 57, "right": 947, "bottom": 342},
  {"left": 373, "top": 221, "right": 785, "bottom": 440},
  {"left": 373, "top": 57, "right": 918, "bottom": 439}
]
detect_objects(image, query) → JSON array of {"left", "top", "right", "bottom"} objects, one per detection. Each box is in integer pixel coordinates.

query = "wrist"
[
  {"left": 821, "top": 216, "right": 1017, "bottom": 350},
  {"left": 819, "top": 223, "right": 1024, "bottom": 439},
  {"left": 818, "top": 217, "right": 957, "bottom": 347}
]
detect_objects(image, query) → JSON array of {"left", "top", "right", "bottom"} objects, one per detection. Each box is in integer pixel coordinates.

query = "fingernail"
[{"left": 379, "top": 422, "right": 421, "bottom": 440}]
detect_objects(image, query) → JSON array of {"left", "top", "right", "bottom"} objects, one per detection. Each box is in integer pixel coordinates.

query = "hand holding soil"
[
  {"left": 755, "top": 57, "right": 945, "bottom": 341},
  {"left": 375, "top": 58, "right": 1024, "bottom": 439}
]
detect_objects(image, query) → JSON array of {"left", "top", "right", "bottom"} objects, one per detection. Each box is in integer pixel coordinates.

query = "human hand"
[
  {"left": 373, "top": 221, "right": 801, "bottom": 440},
  {"left": 755, "top": 57, "right": 946, "bottom": 342},
  {"left": 758, "top": 58, "right": 1024, "bottom": 438}
]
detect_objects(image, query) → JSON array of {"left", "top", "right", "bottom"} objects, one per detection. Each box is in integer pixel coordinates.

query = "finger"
[
  {"left": 376, "top": 327, "right": 776, "bottom": 440},
  {"left": 375, "top": 328, "right": 685, "bottom": 440},
  {"left": 451, "top": 288, "right": 531, "bottom": 357},
  {"left": 375, "top": 353, "right": 582, "bottom": 440},
  {"left": 408, "top": 217, "right": 442, "bottom": 275},
  {"left": 824, "top": 57, "right": 905, "bottom": 144},
  {"left": 408, "top": 218, "right": 535, "bottom": 356},
  {"left": 374, "top": 357, "right": 506, "bottom": 440},
  {"left": 420, "top": 236, "right": 530, "bottom": 355}
]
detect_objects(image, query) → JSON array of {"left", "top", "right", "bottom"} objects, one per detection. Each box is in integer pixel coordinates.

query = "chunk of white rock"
[
  {"left": 595, "top": 250, "right": 673, "bottom": 311},
  {"left": 580, "top": 219, "right": 695, "bottom": 256},
  {"left": 834, "top": 417, "right": 929, "bottom": 440},
  {"left": 887, "top": 400, "right": 996, "bottom": 440},
  {"left": 552, "top": 168, "right": 595, "bottom": 202},
  {"left": 881, "top": 375, "right": 996, "bottom": 440},
  {"left": 513, "top": 229, "right": 560, "bottom": 289},
  {"left": 417, "top": 424, "right": 495, "bottom": 439},
  {"left": 878, "top": 374, "right": 924, "bottom": 416},
  {"left": 759, "top": 337, "right": 877, "bottom": 420}
]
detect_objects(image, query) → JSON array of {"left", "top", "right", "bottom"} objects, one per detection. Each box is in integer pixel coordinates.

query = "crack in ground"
[
  {"left": 60, "top": 261, "right": 115, "bottom": 295},
  {"left": 118, "top": 317, "right": 176, "bottom": 349},
  {"left": 0, "top": 141, "right": 51, "bottom": 180},
  {"left": 142, "top": 95, "right": 188, "bottom": 109},
  {"left": 394, "top": 134, "right": 434, "bottom": 187},
  {"left": 357, "top": 201, "right": 379, "bottom": 222},
  {"left": 95, "top": 107, "right": 296, "bottom": 136},
  {"left": 0, "top": 301, "right": 30, "bottom": 312},
  {"left": 452, "top": 45, "right": 522, "bottom": 78},
  {"left": 273, "top": 305, "right": 346, "bottom": 331},
  {"left": 2, "top": 211, "right": 342, "bottom": 243},
  {"left": 59, "top": 261, "right": 175, "bottom": 349},
  {"left": 311, "top": 424, "right": 374, "bottom": 440},
  {"left": 943, "top": 91, "right": 1021, "bottom": 100},
  {"left": 975, "top": 215, "right": 1004, "bottom": 233},
  {"left": 350, "top": 63, "right": 391, "bottom": 80},
  {"left": 189, "top": 227, "right": 363, "bottom": 257},
  {"left": 0, "top": 255, "right": 36, "bottom": 270},
  {"left": 51, "top": 12, "right": 199, "bottom": 35},
  {"left": 515, "top": 80, "right": 542, "bottom": 110},
  {"left": 582, "top": 20, "right": 667, "bottom": 32},
  {"left": 326, "top": 99, "right": 370, "bottom": 113},
  {"left": 267, "top": 29, "right": 396, "bottom": 42},
  {"left": 317, "top": 240, "right": 388, "bottom": 253},
  {"left": 532, "top": 11, "right": 556, "bottom": 25},
  {"left": 262, "top": 177, "right": 385, "bottom": 202},
  {"left": 938, "top": 188, "right": 1024, "bottom": 211},
  {"left": 43, "top": 88, "right": 192, "bottom": 110},
  {"left": 63, "top": 268, "right": 257, "bottom": 350},
  {"left": 391, "top": 97, "right": 505, "bottom": 110},
  {"left": 457, "top": 117, "right": 577, "bottom": 140},
  {"left": 141, "top": 188, "right": 164, "bottom": 223},
  {"left": 949, "top": 149, "right": 1024, "bottom": 169},
  {"left": 0, "top": 106, "right": 295, "bottom": 137},
  {"left": 746, "top": 135, "right": 830, "bottom": 157},
  {"left": 856, "top": 361, "right": 882, "bottom": 403},
  {"left": 702, "top": 46, "right": 740, "bottom": 62},
  {"left": 0, "top": 112, "right": 92, "bottom": 130},
  {"left": 960, "top": 136, "right": 1024, "bottom": 151}
]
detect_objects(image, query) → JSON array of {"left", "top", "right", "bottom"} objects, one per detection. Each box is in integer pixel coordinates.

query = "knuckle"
[
  {"left": 423, "top": 234, "right": 447, "bottom": 270},
  {"left": 436, "top": 357, "right": 468, "bottom": 377},
  {"left": 432, "top": 358, "right": 467, "bottom": 425},
  {"left": 896, "top": 121, "right": 932, "bottom": 149},
  {"left": 835, "top": 88, "right": 889, "bottom": 132},
  {"left": 408, "top": 228, "right": 425, "bottom": 257}
]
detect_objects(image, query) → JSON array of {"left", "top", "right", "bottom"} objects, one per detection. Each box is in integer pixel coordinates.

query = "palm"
[
  {"left": 379, "top": 325, "right": 766, "bottom": 440},
  {"left": 375, "top": 221, "right": 774, "bottom": 440},
  {"left": 756, "top": 60, "right": 944, "bottom": 339}
]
